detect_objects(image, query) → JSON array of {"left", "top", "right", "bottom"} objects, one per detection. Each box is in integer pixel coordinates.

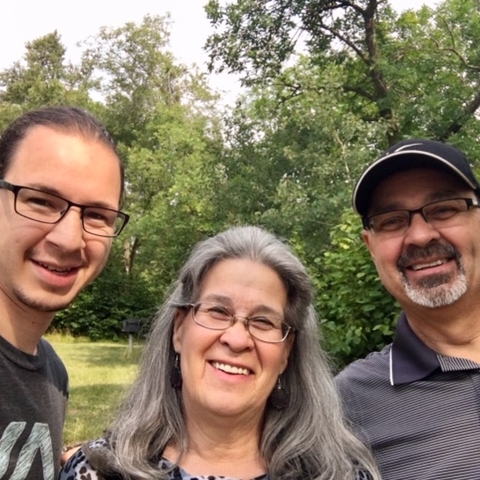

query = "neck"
[
  {"left": 0, "top": 291, "right": 54, "bottom": 354},
  {"left": 165, "top": 412, "right": 266, "bottom": 479},
  {"left": 405, "top": 300, "right": 480, "bottom": 363}
]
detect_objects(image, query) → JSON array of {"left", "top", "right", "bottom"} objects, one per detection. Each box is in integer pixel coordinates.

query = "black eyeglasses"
[
  {"left": 0, "top": 179, "right": 129, "bottom": 238},
  {"left": 184, "top": 302, "right": 294, "bottom": 343},
  {"left": 363, "top": 197, "right": 479, "bottom": 237}
]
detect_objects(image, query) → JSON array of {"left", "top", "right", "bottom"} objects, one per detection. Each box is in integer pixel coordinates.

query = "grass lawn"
[{"left": 48, "top": 335, "right": 141, "bottom": 446}]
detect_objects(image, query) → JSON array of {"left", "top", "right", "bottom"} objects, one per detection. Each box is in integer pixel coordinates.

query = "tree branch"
[
  {"left": 318, "top": 23, "right": 369, "bottom": 63},
  {"left": 438, "top": 89, "right": 480, "bottom": 141}
]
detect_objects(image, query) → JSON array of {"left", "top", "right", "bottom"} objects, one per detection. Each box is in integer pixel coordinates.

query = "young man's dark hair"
[{"left": 0, "top": 106, "right": 125, "bottom": 199}]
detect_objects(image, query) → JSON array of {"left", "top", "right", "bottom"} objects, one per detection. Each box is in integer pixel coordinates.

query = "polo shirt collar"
[{"left": 390, "top": 312, "right": 440, "bottom": 386}]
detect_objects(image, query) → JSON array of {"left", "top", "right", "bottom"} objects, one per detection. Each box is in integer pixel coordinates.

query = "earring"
[
  {"left": 269, "top": 375, "right": 289, "bottom": 410},
  {"left": 170, "top": 353, "right": 182, "bottom": 389}
]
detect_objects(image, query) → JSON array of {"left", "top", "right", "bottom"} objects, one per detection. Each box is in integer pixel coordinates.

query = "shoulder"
[
  {"left": 60, "top": 439, "right": 107, "bottom": 480},
  {"left": 39, "top": 338, "right": 69, "bottom": 392},
  {"left": 336, "top": 344, "right": 391, "bottom": 388},
  {"left": 335, "top": 344, "right": 392, "bottom": 421},
  {"left": 39, "top": 337, "right": 65, "bottom": 367}
]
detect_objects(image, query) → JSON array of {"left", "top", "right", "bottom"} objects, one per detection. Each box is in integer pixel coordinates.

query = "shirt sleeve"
[
  {"left": 356, "top": 469, "right": 373, "bottom": 480},
  {"left": 59, "top": 439, "right": 106, "bottom": 480}
]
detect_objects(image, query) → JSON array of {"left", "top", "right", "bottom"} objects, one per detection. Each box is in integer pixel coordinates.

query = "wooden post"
[{"left": 127, "top": 333, "right": 134, "bottom": 358}]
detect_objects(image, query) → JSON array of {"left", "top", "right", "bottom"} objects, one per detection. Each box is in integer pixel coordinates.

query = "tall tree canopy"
[{"left": 206, "top": 0, "right": 480, "bottom": 145}]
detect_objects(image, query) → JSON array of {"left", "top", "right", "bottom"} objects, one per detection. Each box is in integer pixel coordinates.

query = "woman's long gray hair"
[{"left": 87, "top": 226, "right": 379, "bottom": 480}]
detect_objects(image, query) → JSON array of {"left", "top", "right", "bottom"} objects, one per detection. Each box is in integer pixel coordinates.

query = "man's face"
[
  {"left": 0, "top": 125, "right": 122, "bottom": 314},
  {"left": 363, "top": 168, "right": 480, "bottom": 310}
]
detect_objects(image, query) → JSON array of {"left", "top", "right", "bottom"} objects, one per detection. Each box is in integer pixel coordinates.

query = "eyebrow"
[
  {"left": 199, "top": 293, "right": 284, "bottom": 318},
  {"left": 24, "top": 182, "right": 118, "bottom": 210}
]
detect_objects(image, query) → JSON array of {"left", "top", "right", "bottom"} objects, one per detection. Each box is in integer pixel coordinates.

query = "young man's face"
[
  {"left": 363, "top": 168, "right": 480, "bottom": 310},
  {"left": 0, "top": 125, "right": 122, "bottom": 314}
]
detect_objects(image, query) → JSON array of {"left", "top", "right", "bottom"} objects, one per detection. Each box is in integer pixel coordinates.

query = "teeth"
[
  {"left": 411, "top": 259, "right": 445, "bottom": 271},
  {"left": 212, "top": 361, "right": 250, "bottom": 375},
  {"left": 39, "top": 262, "right": 71, "bottom": 273}
]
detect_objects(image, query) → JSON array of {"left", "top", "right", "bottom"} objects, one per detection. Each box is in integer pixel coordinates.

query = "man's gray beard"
[
  {"left": 401, "top": 270, "right": 467, "bottom": 308},
  {"left": 397, "top": 241, "right": 467, "bottom": 308}
]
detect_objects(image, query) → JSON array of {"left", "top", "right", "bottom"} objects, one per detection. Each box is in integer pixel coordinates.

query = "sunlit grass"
[{"left": 48, "top": 336, "right": 142, "bottom": 446}]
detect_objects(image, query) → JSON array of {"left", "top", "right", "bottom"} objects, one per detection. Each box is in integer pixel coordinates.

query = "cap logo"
[{"left": 393, "top": 142, "right": 423, "bottom": 152}]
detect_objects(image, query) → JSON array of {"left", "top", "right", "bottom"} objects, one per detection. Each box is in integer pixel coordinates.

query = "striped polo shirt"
[{"left": 336, "top": 313, "right": 480, "bottom": 480}]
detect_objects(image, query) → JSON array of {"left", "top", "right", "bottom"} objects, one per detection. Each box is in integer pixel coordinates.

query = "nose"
[
  {"left": 219, "top": 317, "right": 255, "bottom": 352},
  {"left": 403, "top": 210, "right": 441, "bottom": 247},
  {"left": 44, "top": 207, "right": 86, "bottom": 251}
]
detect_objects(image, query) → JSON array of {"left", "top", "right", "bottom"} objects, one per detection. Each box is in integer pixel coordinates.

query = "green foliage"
[
  {"left": 50, "top": 244, "right": 158, "bottom": 341},
  {"left": 314, "top": 210, "right": 399, "bottom": 368},
  {"left": 205, "top": 0, "right": 300, "bottom": 83},
  {"left": 0, "top": 31, "right": 96, "bottom": 116},
  {"left": 79, "top": 14, "right": 191, "bottom": 147},
  {"left": 206, "top": 0, "right": 480, "bottom": 143},
  {"left": 208, "top": 58, "right": 390, "bottom": 265},
  {"left": 0, "top": 14, "right": 227, "bottom": 343},
  {"left": 78, "top": 14, "right": 226, "bottom": 298}
]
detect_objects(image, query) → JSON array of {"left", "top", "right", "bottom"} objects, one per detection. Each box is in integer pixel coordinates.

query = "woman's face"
[{"left": 173, "top": 258, "right": 293, "bottom": 425}]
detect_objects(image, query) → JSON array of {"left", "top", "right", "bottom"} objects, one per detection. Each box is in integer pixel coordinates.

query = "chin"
[
  {"left": 16, "top": 291, "right": 74, "bottom": 313},
  {"left": 403, "top": 273, "right": 467, "bottom": 308}
]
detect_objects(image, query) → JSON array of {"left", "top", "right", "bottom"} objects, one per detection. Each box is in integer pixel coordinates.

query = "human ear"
[
  {"left": 362, "top": 229, "right": 376, "bottom": 262},
  {"left": 172, "top": 308, "right": 187, "bottom": 352},
  {"left": 279, "top": 331, "right": 295, "bottom": 372}
]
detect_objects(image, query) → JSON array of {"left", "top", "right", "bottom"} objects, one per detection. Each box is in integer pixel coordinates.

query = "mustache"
[{"left": 397, "top": 242, "right": 460, "bottom": 270}]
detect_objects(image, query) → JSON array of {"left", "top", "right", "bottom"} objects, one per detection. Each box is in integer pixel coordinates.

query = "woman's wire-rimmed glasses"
[{"left": 184, "top": 302, "right": 294, "bottom": 343}]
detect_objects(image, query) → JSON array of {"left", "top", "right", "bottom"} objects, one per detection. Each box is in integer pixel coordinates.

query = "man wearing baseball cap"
[{"left": 336, "top": 139, "right": 480, "bottom": 480}]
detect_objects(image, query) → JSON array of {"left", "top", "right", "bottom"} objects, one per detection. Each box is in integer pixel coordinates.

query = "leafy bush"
[
  {"left": 314, "top": 209, "right": 400, "bottom": 369},
  {"left": 50, "top": 247, "right": 158, "bottom": 341}
]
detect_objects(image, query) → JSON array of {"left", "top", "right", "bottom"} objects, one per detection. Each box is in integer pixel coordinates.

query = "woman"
[{"left": 61, "top": 226, "right": 379, "bottom": 480}]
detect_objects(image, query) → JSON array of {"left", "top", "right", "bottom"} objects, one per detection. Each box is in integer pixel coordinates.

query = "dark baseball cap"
[{"left": 353, "top": 139, "right": 480, "bottom": 217}]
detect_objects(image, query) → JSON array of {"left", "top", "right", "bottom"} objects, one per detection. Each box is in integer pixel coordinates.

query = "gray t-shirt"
[{"left": 0, "top": 335, "right": 68, "bottom": 479}]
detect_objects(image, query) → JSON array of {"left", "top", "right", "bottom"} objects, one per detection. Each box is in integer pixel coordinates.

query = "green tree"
[
  {"left": 0, "top": 31, "right": 96, "bottom": 125},
  {"left": 77, "top": 15, "right": 226, "bottom": 302},
  {"left": 206, "top": 0, "right": 480, "bottom": 145},
  {"left": 51, "top": 243, "right": 157, "bottom": 340},
  {"left": 203, "top": 0, "right": 480, "bottom": 363},
  {"left": 208, "top": 56, "right": 389, "bottom": 264},
  {"left": 0, "top": 16, "right": 228, "bottom": 339}
]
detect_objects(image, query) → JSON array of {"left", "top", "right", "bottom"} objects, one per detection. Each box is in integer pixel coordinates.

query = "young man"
[
  {"left": 0, "top": 106, "right": 129, "bottom": 479},
  {"left": 336, "top": 139, "right": 480, "bottom": 480}
]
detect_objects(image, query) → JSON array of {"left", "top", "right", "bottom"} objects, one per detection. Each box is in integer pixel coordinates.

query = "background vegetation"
[
  {"left": 3, "top": 0, "right": 480, "bottom": 366},
  {"left": 49, "top": 335, "right": 141, "bottom": 445}
]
